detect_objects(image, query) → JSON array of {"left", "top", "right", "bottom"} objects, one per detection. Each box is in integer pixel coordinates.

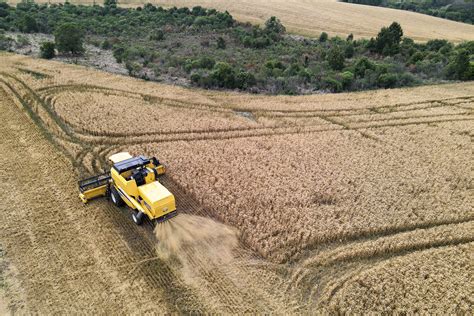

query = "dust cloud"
[{"left": 154, "top": 214, "right": 240, "bottom": 282}]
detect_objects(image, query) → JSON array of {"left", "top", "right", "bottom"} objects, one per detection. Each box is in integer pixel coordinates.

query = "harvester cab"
[{"left": 78, "top": 152, "right": 177, "bottom": 225}]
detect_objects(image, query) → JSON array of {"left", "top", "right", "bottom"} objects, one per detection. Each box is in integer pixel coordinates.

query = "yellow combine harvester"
[{"left": 78, "top": 152, "right": 177, "bottom": 225}]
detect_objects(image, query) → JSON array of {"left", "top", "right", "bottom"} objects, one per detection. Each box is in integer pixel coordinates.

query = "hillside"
[
  {"left": 6, "top": 0, "right": 474, "bottom": 42},
  {"left": 342, "top": 0, "right": 474, "bottom": 24}
]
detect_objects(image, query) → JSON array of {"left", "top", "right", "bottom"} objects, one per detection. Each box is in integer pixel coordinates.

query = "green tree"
[
  {"left": 327, "top": 47, "right": 345, "bottom": 70},
  {"left": 104, "top": 0, "right": 117, "bottom": 8},
  {"left": 217, "top": 36, "right": 226, "bottom": 49},
  {"left": 54, "top": 23, "right": 84, "bottom": 55},
  {"left": 211, "top": 62, "right": 236, "bottom": 88},
  {"left": 19, "top": 14, "right": 38, "bottom": 33},
  {"left": 377, "top": 73, "right": 398, "bottom": 88},
  {"left": 40, "top": 41, "right": 55, "bottom": 59},
  {"left": 344, "top": 43, "right": 354, "bottom": 58},
  {"left": 319, "top": 32, "right": 328, "bottom": 43},
  {"left": 372, "top": 22, "right": 403, "bottom": 55},
  {"left": 264, "top": 16, "right": 286, "bottom": 35},
  {"left": 447, "top": 49, "right": 471, "bottom": 80},
  {"left": 354, "top": 57, "right": 375, "bottom": 78},
  {"left": 341, "top": 71, "right": 354, "bottom": 88}
]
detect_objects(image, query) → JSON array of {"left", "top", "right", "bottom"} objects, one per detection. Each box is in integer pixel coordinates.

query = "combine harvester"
[{"left": 78, "top": 152, "right": 177, "bottom": 225}]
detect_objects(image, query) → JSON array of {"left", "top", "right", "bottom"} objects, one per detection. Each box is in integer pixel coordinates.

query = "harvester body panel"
[{"left": 78, "top": 152, "right": 176, "bottom": 224}]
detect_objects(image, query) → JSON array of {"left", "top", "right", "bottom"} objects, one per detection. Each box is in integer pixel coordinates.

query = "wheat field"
[
  {"left": 0, "top": 53, "right": 473, "bottom": 313},
  {"left": 6, "top": 0, "right": 474, "bottom": 42}
]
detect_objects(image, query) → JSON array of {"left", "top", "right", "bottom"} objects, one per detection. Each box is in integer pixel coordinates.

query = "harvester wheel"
[
  {"left": 110, "top": 186, "right": 124, "bottom": 207},
  {"left": 132, "top": 211, "right": 144, "bottom": 225}
]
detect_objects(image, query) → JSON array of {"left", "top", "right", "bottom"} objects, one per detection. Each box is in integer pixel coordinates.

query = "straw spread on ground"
[{"left": 0, "top": 53, "right": 473, "bottom": 313}]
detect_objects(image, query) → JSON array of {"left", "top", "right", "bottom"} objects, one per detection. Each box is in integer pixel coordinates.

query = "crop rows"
[{"left": 1, "top": 54, "right": 473, "bottom": 313}]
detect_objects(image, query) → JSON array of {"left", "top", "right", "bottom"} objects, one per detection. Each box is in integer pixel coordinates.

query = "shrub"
[
  {"left": 101, "top": 39, "right": 112, "bottom": 50},
  {"left": 235, "top": 71, "right": 256, "bottom": 89},
  {"left": 371, "top": 22, "right": 403, "bottom": 56},
  {"left": 0, "top": 33, "right": 12, "bottom": 51},
  {"left": 354, "top": 57, "right": 375, "bottom": 78},
  {"left": 16, "top": 35, "right": 30, "bottom": 47},
  {"left": 199, "top": 56, "right": 216, "bottom": 69},
  {"left": 407, "top": 51, "right": 424, "bottom": 65},
  {"left": 344, "top": 44, "right": 354, "bottom": 58},
  {"left": 398, "top": 72, "right": 417, "bottom": 86},
  {"left": 40, "top": 41, "right": 55, "bottom": 59},
  {"left": 19, "top": 14, "right": 38, "bottom": 33},
  {"left": 446, "top": 49, "right": 471, "bottom": 80},
  {"left": 150, "top": 30, "right": 165, "bottom": 41},
  {"left": 298, "top": 68, "right": 312, "bottom": 82},
  {"left": 54, "top": 23, "right": 84, "bottom": 55},
  {"left": 217, "top": 36, "right": 226, "bottom": 49},
  {"left": 190, "top": 71, "right": 201, "bottom": 83},
  {"left": 319, "top": 32, "right": 328, "bottom": 43},
  {"left": 377, "top": 73, "right": 398, "bottom": 88},
  {"left": 113, "top": 46, "right": 125, "bottom": 63},
  {"left": 323, "top": 76, "right": 342, "bottom": 92},
  {"left": 426, "top": 39, "right": 450, "bottom": 52},
  {"left": 327, "top": 47, "right": 345, "bottom": 70},
  {"left": 211, "top": 62, "right": 236, "bottom": 88},
  {"left": 341, "top": 71, "right": 354, "bottom": 88},
  {"left": 264, "top": 16, "right": 285, "bottom": 36}
]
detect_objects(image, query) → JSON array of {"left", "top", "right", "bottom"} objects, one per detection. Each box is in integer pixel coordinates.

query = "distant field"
[{"left": 7, "top": 0, "right": 474, "bottom": 41}]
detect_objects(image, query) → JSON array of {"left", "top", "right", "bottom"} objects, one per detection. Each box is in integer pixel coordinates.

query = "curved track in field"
[{"left": 0, "top": 65, "right": 473, "bottom": 313}]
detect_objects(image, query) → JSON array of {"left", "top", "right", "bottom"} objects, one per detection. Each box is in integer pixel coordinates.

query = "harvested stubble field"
[
  {"left": 0, "top": 52, "right": 473, "bottom": 313},
  {"left": 7, "top": 0, "right": 474, "bottom": 42}
]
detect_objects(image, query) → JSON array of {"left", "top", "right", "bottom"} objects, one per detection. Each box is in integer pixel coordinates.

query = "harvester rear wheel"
[{"left": 110, "top": 186, "right": 125, "bottom": 207}]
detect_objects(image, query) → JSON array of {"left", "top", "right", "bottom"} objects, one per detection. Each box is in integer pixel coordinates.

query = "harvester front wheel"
[
  {"left": 132, "top": 211, "right": 144, "bottom": 225},
  {"left": 110, "top": 186, "right": 125, "bottom": 207}
]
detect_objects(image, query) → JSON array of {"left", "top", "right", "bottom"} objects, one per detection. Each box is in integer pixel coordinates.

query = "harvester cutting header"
[{"left": 78, "top": 152, "right": 177, "bottom": 225}]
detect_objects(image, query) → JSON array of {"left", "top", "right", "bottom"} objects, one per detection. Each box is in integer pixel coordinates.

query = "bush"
[
  {"left": 298, "top": 68, "right": 312, "bottom": 82},
  {"left": 323, "top": 77, "right": 343, "bottom": 92},
  {"left": 16, "top": 35, "right": 30, "bottom": 47},
  {"left": 54, "top": 23, "right": 84, "bottom": 55},
  {"left": 354, "top": 57, "right": 376, "bottom": 78},
  {"left": 217, "top": 36, "right": 226, "bottom": 49},
  {"left": 327, "top": 47, "right": 345, "bottom": 70},
  {"left": 211, "top": 62, "right": 236, "bottom": 88},
  {"left": 264, "top": 16, "right": 285, "bottom": 36},
  {"left": 19, "top": 14, "right": 38, "bottom": 33},
  {"left": 150, "top": 30, "right": 165, "bottom": 41},
  {"left": 371, "top": 22, "right": 403, "bottom": 56},
  {"left": 319, "top": 32, "right": 328, "bottom": 43},
  {"left": 101, "top": 39, "right": 112, "bottom": 50},
  {"left": 0, "top": 33, "right": 13, "bottom": 51},
  {"left": 344, "top": 44, "right": 354, "bottom": 58},
  {"left": 426, "top": 39, "right": 450, "bottom": 52},
  {"left": 235, "top": 71, "right": 256, "bottom": 89},
  {"left": 40, "top": 41, "right": 55, "bottom": 59},
  {"left": 398, "top": 72, "right": 417, "bottom": 86},
  {"left": 407, "top": 51, "right": 424, "bottom": 65},
  {"left": 377, "top": 73, "right": 398, "bottom": 88},
  {"left": 190, "top": 71, "right": 202, "bottom": 83},
  {"left": 113, "top": 46, "right": 125, "bottom": 63},
  {"left": 446, "top": 49, "right": 471, "bottom": 80},
  {"left": 341, "top": 71, "right": 354, "bottom": 88}
]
